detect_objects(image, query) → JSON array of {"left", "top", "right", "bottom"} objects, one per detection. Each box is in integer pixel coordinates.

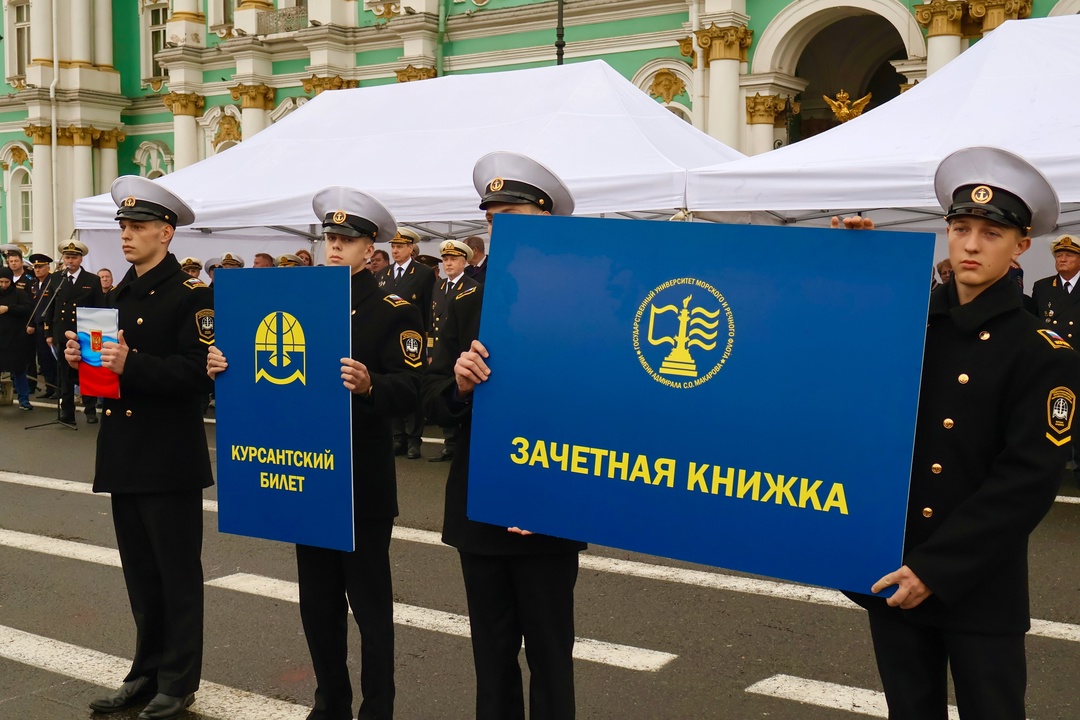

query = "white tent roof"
[
  {"left": 75, "top": 60, "right": 741, "bottom": 243},
  {"left": 687, "top": 15, "right": 1080, "bottom": 235}
]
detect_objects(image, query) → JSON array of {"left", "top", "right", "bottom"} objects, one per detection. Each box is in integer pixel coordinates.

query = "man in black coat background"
[{"left": 47, "top": 240, "right": 105, "bottom": 424}]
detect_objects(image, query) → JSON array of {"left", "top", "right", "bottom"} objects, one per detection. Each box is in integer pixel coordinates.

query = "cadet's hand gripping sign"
[
  {"left": 468, "top": 215, "right": 934, "bottom": 594},
  {"left": 215, "top": 266, "right": 355, "bottom": 551}
]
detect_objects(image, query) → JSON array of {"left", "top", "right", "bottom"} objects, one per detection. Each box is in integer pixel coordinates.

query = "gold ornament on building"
[
  {"left": 231, "top": 84, "right": 276, "bottom": 111},
  {"left": 97, "top": 128, "right": 127, "bottom": 150},
  {"left": 163, "top": 92, "right": 206, "bottom": 117},
  {"left": 214, "top": 116, "right": 242, "bottom": 147},
  {"left": 395, "top": 65, "right": 437, "bottom": 83},
  {"left": 824, "top": 90, "right": 872, "bottom": 123},
  {"left": 648, "top": 69, "right": 686, "bottom": 105},
  {"left": 372, "top": 3, "right": 400, "bottom": 20},
  {"left": 745, "top": 93, "right": 788, "bottom": 125},
  {"left": 967, "top": 0, "right": 1032, "bottom": 34},
  {"left": 24, "top": 125, "right": 52, "bottom": 146},
  {"left": 694, "top": 24, "right": 752, "bottom": 67},
  {"left": 9, "top": 146, "right": 29, "bottom": 166},
  {"left": 302, "top": 75, "right": 359, "bottom": 96},
  {"left": 677, "top": 36, "right": 697, "bottom": 69},
  {"left": 914, "top": 0, "right": 967, "bottom": 38}
]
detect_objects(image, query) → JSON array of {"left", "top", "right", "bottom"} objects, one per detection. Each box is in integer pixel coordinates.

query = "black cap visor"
[{"left": 945, "top": 203, "right": 1029, "bottom": 233}]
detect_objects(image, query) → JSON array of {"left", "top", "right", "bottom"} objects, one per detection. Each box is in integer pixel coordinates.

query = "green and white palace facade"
[{"left": 0, "top": 0, "right": 1076, "bottom": 254}]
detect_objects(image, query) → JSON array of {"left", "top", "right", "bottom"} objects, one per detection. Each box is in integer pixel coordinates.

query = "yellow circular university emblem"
[
  {"left": 632, "top": 278, "right": 735, "bottom": 389},
  {"left": 971, "top": 185, "right": 993, "bottom": 204},
  {"left": 122, "top": 196, "right": 137, "bottom": 207},
  {"left": 332, "top": 210, "right": 347, "bottom": 224},
  {"left": 489, "top": 177, "right": 505, "bottom": 192}
]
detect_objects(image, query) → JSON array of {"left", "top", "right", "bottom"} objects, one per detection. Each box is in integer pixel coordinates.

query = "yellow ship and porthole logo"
[
  {"left": 632, "top": 278, "right": 735, "bottom": 389},
  {"left": 255, "top": 311, "right": 307, "bottom": 386}
]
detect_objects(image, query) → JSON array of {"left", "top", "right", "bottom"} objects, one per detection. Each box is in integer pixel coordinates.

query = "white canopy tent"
[
  {"left": 686, "top": 14, "right": 1080, "bottom": 281},
  {"left": 74, "top": 60, "right": 742, "bottom": 278}
]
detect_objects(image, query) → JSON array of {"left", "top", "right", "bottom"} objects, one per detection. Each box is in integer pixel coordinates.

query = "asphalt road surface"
[{"left": 1, "top": 403, "right": 1078, "bottom": 719}]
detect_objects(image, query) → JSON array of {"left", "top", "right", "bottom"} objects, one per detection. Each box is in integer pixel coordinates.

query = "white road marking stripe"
[
  {"left": 3, "top": 471, "right": 1079, "bottom": 644},
  {"left": 745, "top": 674, "right": 961, "bottom": 719},
  {"left": 0, "top": 528, "right": 120, "bottom": 567},
  {"left": 0, "top": 624, "right": 308, "bottom": 720},
  {"left": 207, "top": 573, "right": 676, "bottom": 672}
]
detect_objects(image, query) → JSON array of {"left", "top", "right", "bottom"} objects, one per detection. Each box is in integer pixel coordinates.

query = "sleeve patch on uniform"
[
  {"left": 455, "top": 286, "right": 477, "bottom": 300},
  {"left": 383, "top": 294, "right": 410, "bottom": 308},
  {"left": 400, "top": 330, "right": 423, "bottom": 368},
  {"left": 1038, "top": 328, "right": 1073, "bottom": 350},
  {"left": 184, "top": 277, "right": 207, "bottom": 289},
  {"left": 196, "top": 309, "right": 215, "bottom": 345},
  {"left": 1046, "top": 386, "right": 1075, "bottom": 445}
]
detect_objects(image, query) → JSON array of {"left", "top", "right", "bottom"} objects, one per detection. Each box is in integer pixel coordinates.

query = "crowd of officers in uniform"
[{"left": 2, "top": 144, "right": 1078, "bottom": 720}]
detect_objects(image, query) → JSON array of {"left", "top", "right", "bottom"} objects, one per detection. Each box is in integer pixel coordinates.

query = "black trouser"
[
  {"left": 112, "top": 490, "right": 204, "bottom": 697},
  {"left": 297, "top": 519, "right": 395, "bottom": 720},
  {"left": 866, "top": 604, "right": 1026, "bottom": 720},
  {"left": 32, "top": 323, "right": 57, "bottom": 393},
  {"left": 391, "top": 412, "right": 423, "bottom": 449},
  {"left": 58, "top": 362, "right": 96, "bottom": 418},
  {"left": 458, "top": 551, "right": 579, "bottom": 720}
]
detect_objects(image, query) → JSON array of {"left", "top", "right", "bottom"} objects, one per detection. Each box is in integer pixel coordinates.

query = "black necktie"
[
  {"left": 67, "top": 274, "right": 75, "bottom": 285},
  {"left": 1065, "top": 280, "right": 1072, "bottom": 293},
  {"left": 447, "top": 281, "right": 454, "bottom": 294},
  {"left": 396, "top": 267, "right": 403, "bottom": 280}
]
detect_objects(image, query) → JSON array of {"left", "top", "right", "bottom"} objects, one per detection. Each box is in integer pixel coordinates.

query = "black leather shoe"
[
  {"left": 407, "top": 445, "right": 422, "bottom": 459},
  {"left": 428, "top": 451, "right": 453, "bottom": 462},
  {"left": 137, "top": 693, "right": 195, "bottom": 719},
  {"left": 393, "top": 441, "right": 407, "bottom": 456},
  {"left": 89, "top": 676, "right": 156, "bottom": 713},
  {"left": 37, "top": 390, "right": 56, "bottom": 399},
  {"left": 86, "top": 414, "right": 98, "bottom": 424},
  {"left": 59, "top": 415, "right": 76, "bottom": 425}
]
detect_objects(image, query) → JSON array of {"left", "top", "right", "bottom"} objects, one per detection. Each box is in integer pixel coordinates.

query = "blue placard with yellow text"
[
  {"left": 468, "top": 215, "right": 934, "bottom": 594},
  {"left": 215, "top": 265, "right": 355, "bottom": 551}
]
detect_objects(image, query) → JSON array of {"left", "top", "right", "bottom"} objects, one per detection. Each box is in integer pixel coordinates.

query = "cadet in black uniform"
[
  {"left": 427, "top": 239, "right": 478, "bottom": 462},
  {"left": 422, "top": 152, "right": 586, "bottom": 720},
  {"left": 377, "top": 228, "right": 434, "bottom": 459},
  {"left": 843, "top": 147, "right": 1080, "bottom": 720},
  {"left": 64, "top": 176, "right": 213, "bottom": 720},
  {"left": 209, "top": 187, "right": 423, "bottom": 720},
  {"left": 0, "top": 266, "right": 33, "bottom": 409},
  {"left": 46, "top": 240, "right": 105, "bottom": 424}
]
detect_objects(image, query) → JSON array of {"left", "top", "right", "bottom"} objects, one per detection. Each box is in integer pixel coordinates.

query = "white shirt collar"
[{"left": 394, "top": 258, "right": 412, "bottom": 273}]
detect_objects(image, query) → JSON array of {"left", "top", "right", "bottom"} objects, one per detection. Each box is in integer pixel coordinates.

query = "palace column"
[
  {"left": 94, "top": 0, "right": 114, "bottom": 68},
  {"left": 235, "top": 1, "right": 274, "bottom": 36},
  {"left": 695, "top": 24, "right": 752, "bottom": 149},
  {"left": 98, "top": 130, "right": 125, "bottom": 189},
  {"left": 25, "top": 126, "right": 52, "bottom": 255},
  {"left": 967, "top": 0, "right": 1032, "bottom": 35},
  {"left": 168, "top": 0, "right": 207, "bottom": 47},
  {"left": 71, "top": 127, "right": 99, "bottom": 201},
  {"left": 745, "top": 94, "right": 787, "bottom": 156},
  {"left": 914, "top": 1, "right": 966, "bottom": 76},
  {"left": 69, "top": 0, "right": 93, "bottom": 67},
  {"left": 230, "top": 84, "right": 275, "bottom": 138},
  {"left": 163, "top": 93, "right": 205, "bottom": 170}
]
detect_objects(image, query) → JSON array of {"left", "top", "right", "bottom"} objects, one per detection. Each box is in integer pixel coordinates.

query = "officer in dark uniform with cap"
[
  {"left": 65, "top": 175, "right": 214, "bottom": 720},
  {"left": 26, "top": 253, "right": 59, "bottom": 398},
  {"left": 1031, "top": 235, "right": 1080, "bottom": 344},
  {"left": 423, "top": 151, "right": 586, "bottom": 720},
  {"left": 208, "top": 186, "right": 423, "bottom": 720},
  {"left": 841, "top": 147, "right": 1080, "bottom": 720},
  {"left": 46, "top": 239, "right": 105, "bottom": 424},
  {"left": 427, "top": 239, "right": 478, "bottom": 462}
]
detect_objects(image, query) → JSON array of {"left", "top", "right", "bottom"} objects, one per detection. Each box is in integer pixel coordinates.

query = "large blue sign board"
[
  {"left": 468, "top": 215, "right": 935, "bottom": 594},
  {"left": 215, "top": 266, "right": 355, "bottom": 551}
]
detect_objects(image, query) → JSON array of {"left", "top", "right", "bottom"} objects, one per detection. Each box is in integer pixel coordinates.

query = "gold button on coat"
[
  {"left": 125, "top": 410, "right": 132, "bottom": 417},
  {"left": 105, "top": 409, "right": 112, "bottom": 417},
  {"left": 137, "top": 318, "right": 143, "bottom": 325},
  {"left": 943, "top": 418, "right": 954, "bottom": 429},
  {"left": 931, "top": 463, "right": 942, "bottom": 474},
  {"left": 979, "top": 331, "right": 990, "bottom": 340},
  {"left": 922, "top": 507, "right": 933, "bottom": 518},
  {"left": 958, "top": 373, "right": 969, "bottom": 384}
]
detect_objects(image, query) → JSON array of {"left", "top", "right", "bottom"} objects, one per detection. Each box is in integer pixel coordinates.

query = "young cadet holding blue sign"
[
  {"left": 208, "top": 187, "right": 424, "bottom": 720},
  {"left": 422, "top": 152, "right": 586, "bottom": 720},
  {"left": 842, "top": 147, "right": 1080, "bottom": 720}
]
